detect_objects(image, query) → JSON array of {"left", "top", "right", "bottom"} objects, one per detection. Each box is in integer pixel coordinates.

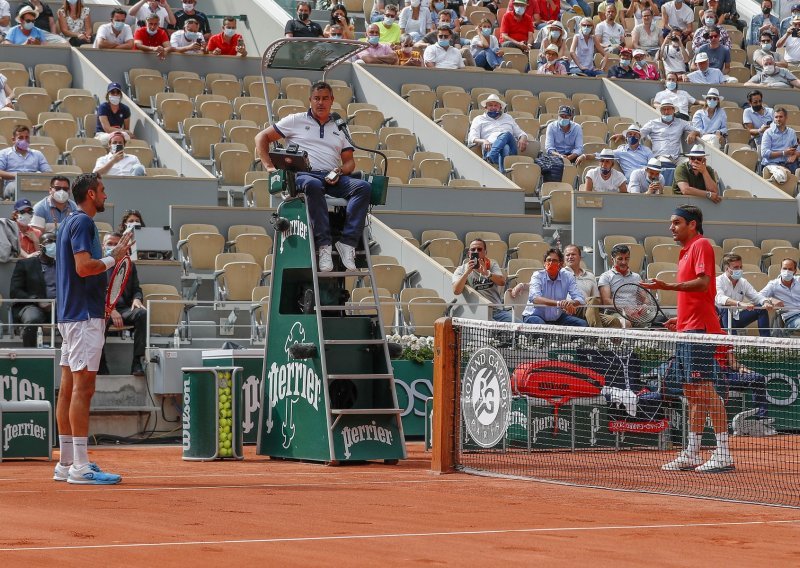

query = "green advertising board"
[
  {"left": 0, "top": 401, "right": 52, "bottom": 461},
  {"left": 202, "top": 350, "right": 264, "bottom": 444},
  {"left": 0, "top": 350, "right": 56, "bottom": 446},
  {"left": 391, "top": 360, "right": 433, "bottom": 437}
]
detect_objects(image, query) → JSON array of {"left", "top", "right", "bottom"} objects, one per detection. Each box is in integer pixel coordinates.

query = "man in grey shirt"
[
  {"left": 452, "top": 237, "right": 514, "bottom": 321},
  {"left": 745, "top": 55, "right": 800, "bottom": 88},
  {"left": 597, "top": 244, "right": 642, "bottom": 328}
]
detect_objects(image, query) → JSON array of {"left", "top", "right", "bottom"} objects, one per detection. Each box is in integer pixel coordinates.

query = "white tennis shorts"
[{"left": 58, "top": 318, "right": 106, "bottom": 372}]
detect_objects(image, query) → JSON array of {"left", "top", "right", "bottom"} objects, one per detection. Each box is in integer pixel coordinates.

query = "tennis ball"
[
  {"left": 219, "top": 394, "right": 228, "bottom": 405},
  {"left": 223, "top": 439, "right": 231, "bottom": 450}
]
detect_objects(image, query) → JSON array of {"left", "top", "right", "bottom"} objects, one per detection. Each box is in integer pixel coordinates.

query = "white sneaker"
[
  {"left": 661, "top": 451, "right": 704, "bottom": 471},
  {"left": 53, "top": 462, "right": 70, "bottom": 481},
  {"left": 695, "top": 449, "right": 735, "bottom": 473},
  {"left": 335, "top": 241, "right": 357, "bottom": 271},
  {"left": 318, "top": 245, "right": 333, "bottom": 272}
]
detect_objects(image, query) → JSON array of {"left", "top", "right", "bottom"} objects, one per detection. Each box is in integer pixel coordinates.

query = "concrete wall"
[
  {"left": 382, "top": 184, "right": 524, "bottom": 214},
  {"left": 372, "top": 210, "right": 544, "bottom": 241}
]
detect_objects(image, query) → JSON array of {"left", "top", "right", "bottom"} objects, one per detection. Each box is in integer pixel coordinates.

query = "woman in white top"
[
  {"left": 57, "top": 0, "right": 91, "bottom": 46},
  {"left": 585, "top": 149, "right": 628, "bottom": 192},
  {"left": 399, "top": 0, "right": 433, "bottom": 42},
  {"left": 632, "top": 7, "right": 661, "bottom": 55},
  {"left": 569, "top": 18, "right": 607, "bottom": 76}
]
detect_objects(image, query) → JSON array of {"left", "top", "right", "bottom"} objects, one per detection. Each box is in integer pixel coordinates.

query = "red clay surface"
[{"left": 1, "top": 442, "right": 799, "bottom": 567}]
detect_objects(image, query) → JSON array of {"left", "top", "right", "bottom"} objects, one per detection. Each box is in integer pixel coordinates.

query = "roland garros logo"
[{"left": 462, "top": 346, "right": 511, "bottom": 448}]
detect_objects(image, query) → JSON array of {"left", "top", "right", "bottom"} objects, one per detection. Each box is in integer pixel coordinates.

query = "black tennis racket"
[
  {"left": 612, "top": 283, "right": 670, "bottom": 327},
  {"left": 105, "top": 255, "right": 132, "bottom": 319}
]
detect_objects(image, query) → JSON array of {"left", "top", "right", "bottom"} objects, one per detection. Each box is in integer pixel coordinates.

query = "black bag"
[{"left": 535, "top": 154, "right": 565, "bottom": 183}]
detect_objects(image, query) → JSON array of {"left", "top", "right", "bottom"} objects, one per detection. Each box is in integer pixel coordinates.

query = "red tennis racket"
[{"left": 105, "top": 255, "right": 132, "bottom": 319}]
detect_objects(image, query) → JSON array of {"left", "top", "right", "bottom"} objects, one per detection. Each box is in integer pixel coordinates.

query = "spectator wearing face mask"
[
  {"left": 93, "top": 8, "right": 134, "bottom": 49},
  {"left": 57, "top": 0, "right": 92, "bottom": 47},
  {"left": 133, "top": 13, "right": 171, "bottom": 59},
  {"left": 170, "top": 18, "right": 205, "bottom": 54},
  {"left": 500, "top": 0, "right": 534, "bottom": 54},
  {"left": 10, "top": 231, "right": 57, "bottom": 346},
  {"left": 777, "top": 13, "right": 800, "bottom": 65},
  {"left": 745, "top": 55, "right": 800, "bottom": 89},
  {"left": 760, "top": 258, "right": 800, "bottom": 332},
  {"left": 31, "top": 175, "right": 77, "bottom": 233},
  {"left": 780, "top": 4, "right": 800, "bottom": 37},
  {"left": 604, "top": 124, "right": 653, "bottom": 179},
  {"left": 11, "top": 199, "right": 41, "bottom": 258},
  {"left": 417, "top": 9, "right": 474, "bottom": 65},
  {"left": 128, "top": 0, "right": 175, "bottom": 30},
  {"left": 374, "top": 3, "right": 401, "bottom": 44},
  {"left": 653, "top": 72, "right": 695, "bottom": 119},
  {"left": 207, "top": 16, "right": 246, "bottom": 55},
  {"left": 607, "top": 47, "right": 637, "bottom": 79},
  {"left": 471, "top": 18, "right": 505, "bottom": 70},
  {"left": 118, "top": 209, "right": 145, "bottom": 234},
  {"left": 355, "top": 23, "right": 399, "bottom": 64},
  {"left": 468, "top": 94, "right": 529, "bottom": 172},
  {"left": 584, "top": 148, "right": 628, "bottom": 193},
  {"left": 692, "top": 9, "right": 730, "bottom": 51},
  {"left": 658, "top": 31, "right": 689, "bottom": 77},
  {"left": 568, "top": 18, "right": 607, "bottom": 76},
  {"left": 0, "top": 125, "right": 52, "bottom": 199},
  {"left": 394, "top": 33, "right": 423, "bottom": 66},
  {"left": 399, "top": 0, "right": 433, "bottom": 42},
  {"left": 749, "top": 0, "right": 778, "bottom": 46},
  {"left": 285, "top": 1, "right": 322, "bottom": 37},
  {"left": 95, "top": 82, "right": 132, "bottom": 145},
  {"left": 93, "top": 131, "right": 146, "bottom": 177},
  {"left": 742, "top": 90, "right": 774, "bottom": 145},
  {"left": 752, "top": 31, "right": 785, "bottom": 73},
  {"left": 2, "top": 6, "right": 45, "bottom": 45},
  {"left": 631, "top": 49, "right": 659, "bottom": 80},
  {"left": 692, "top": 88, "right": 728, "bottom": 149},
  {"left": 171, "top": 0, "right": 210, "bottom": 40},
  {"left": 628, "top": 157, "right": 666, "bottom": 194}
]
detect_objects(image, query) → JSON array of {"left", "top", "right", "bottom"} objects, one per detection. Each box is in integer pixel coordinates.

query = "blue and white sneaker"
[
  {"left": 67, "top": 462, "right": 122, "bottom": 485},
  {"left": 53, "top": 462, "right": 71, "bottom": 481}
]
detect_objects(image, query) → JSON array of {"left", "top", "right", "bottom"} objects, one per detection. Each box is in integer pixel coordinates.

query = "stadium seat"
[
  {"left": 215, "top": 258, "right": 262, "bottom": 302},
  {"left": 729, "top": 246, "right": 762, "bottom": 268},
  {"left": 730, "top": 147, "right": 759, "bottom": 171},
  {"left": 369, "top": 263, "right": 408, "bottom": 297},
  {"left": 179, "top": 223, "right": 220, "bottom": 240},
  {"left": 764, "top": 246, "right": 800, "bottom": 267},
  {"left": 418, "top": 159, "right": 451, "bottom": 185},
  {"left": 465, "top": 230, "right": 501, "bottom": 243},
  {"left": 542, "top": 189, "right": 572, "bottom": 227},
  {"left": 745, "top": 272, "right": 770, "bottom": 291},
  {"left": 0, "top": 115, "right": 32, "bottom": 142},
  {"left": 722, "top": 238, "right": 755, "bottom": 252},
  {"left": 210, "top": 79, "right": 242, "bottom": 100},
  {"left": 186, "top": 123, "right": 222, "bottom": 160},
  {"left": 421, "top": 229, "right": 458, "bottom": 242},
  {"left": 383, "top": 133, "right": 417, "bottom": 154},
  {"left": 384, "top": 157, "right": 413, "bottom": 184},
  {"left": 422, "top": 238, "right": 463, "bottom": 266},
  {"left": 199, "top": 100, "right": 233, "bottom": 124},
  {"left": 441, "top": 91, "right": 471, "bottom": 114},
  {"left": 157, "top": 97, "right": 193, "bottom": 133},
  {"left": 404, "top": 89, "right": 436, "bottom": 118},
  {"left": 63, "top": 144, "right": 106, "bottom": 172},
  {"left": 36, "top": 117, "right": 78, "bottom": 152},
  {"left": 37, "top": 68, "right": 72, "bottom": 101},
  {"left": 172, "top": 76, "right": 205, "bottom": 99},
  {"left": 438, "top": 113, "right": 469, "bottom": 143},
  {"left": 0, "top": 66, "right": 29, "bottom": 90},
  {"left": 55, "top": 94, "right": 96, "bottom": 123},
  {"left": 407, "top": 297, "right": 447, "bottom": 336},
  {"left": 508, "top": 233, "right": 543, "bottom": 249},
  {"left": 15, "top": 92, "right": 52, "bottom": 123},
  {"left": 28, "top": 139, "right": 58, "bottom": 165},
  {"left": 399, "top": 288, "right": 440, "bottom": 326},
  {"left": 125, "top": 139, "right": 155, "bottom": 167},
  {"left": 644, "top": 235, "right": 674, "bottom": 260},
  {"left": 146, "top": 167, "right": 179, "bottom": 177},
  {"left": 651, "top": 244, "right": 681, "bottom": 264},
  {"left": 723, "top": 188, "right": 752, "bottom": 199},
  {"left": 408, "top": 177, "right": 442, "bottom": 186},
  {"left": 431, "top": 256, "right": 455, "bottom": 271},
  {"left": 761, "top": 239, "right": 792, "bottom": 254},
  {"left": 141, "top": 284, "right": 184, "bottom": 337},
  {"left": 512, "top": 240, "right": 550, "bottom": 261},
  {"left": 448, "top": 178, "right": 481, "bottom": 188},
  {"left": 763, "top": 168, "right": 798, "bottom": 196},
  {"left": 132, "top": 74, "right": 165, "bottom": 108},
  {"left": 646, "top": 262, "right": 678, "bottom": 280}
]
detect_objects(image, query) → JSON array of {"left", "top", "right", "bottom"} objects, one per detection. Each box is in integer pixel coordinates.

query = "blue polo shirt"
[
  {"left": 56, "top": 210, "right": 106, "bottom": 323},
  {"left": 545, "top": 121, "right": 583, "bottom": 156},
  {"left": 761, "top": 124, "right": 798, "bottom": 166},
  {"left": 613, "top": 144, "right": 653, "bottom": 179},
  {"left": 4, "top": 25, "right": 46, "bottom": 45}
]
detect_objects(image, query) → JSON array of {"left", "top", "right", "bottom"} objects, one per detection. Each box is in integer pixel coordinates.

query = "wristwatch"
[{"left": 706, "top": 191, "right": 712, "bottom": 199}]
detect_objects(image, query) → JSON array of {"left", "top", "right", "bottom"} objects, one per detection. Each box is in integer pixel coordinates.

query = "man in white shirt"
[
  {"left": 716, "top": 253, "right": 773, "bottom": 336},
  {"left": 595, "top": 4, "right": 625, "bottom": 54},
  {"left": 94, "top": 8, "right": 134, "bottom": 49},
  {"left": 597, "top": 244, "right": 642, "bottom": 328},
  {"left": 169, "top": 18, "right": 205, "bottom": 54},
  {"left": 760, "top": 258, "right": 800, "bottom": 331},
  {"left": 653, "top": 72, "right": 696, "bottom": 120},
  {"left": 128, "top": 0, "right": 175, "bottom": 29},
  {"left": 661, "top": 0, "right": 694, "bottom": 41},
  {"left": 638, "top": 102, "right": 699, "bottom": 184},
  {"left": 687, "top": 52, "right": 725, "bottom": 84},
  {"left": 564, "top": 244, "right": 600, "bottom": 326},
  {"left": 93, "top": 132, "right": 146, "bottom": 177},
  {"left": 423, "top": 24, "right": 464, "bottom": 69},
  {"left": 777, "top": 14, "right": 800, "bottom": 64},
  {"left": 628, "top": 157, "right": 666, "bottom": 194},
  {"left": 467, "top": 94, "right": 529, "bottom": 173}
]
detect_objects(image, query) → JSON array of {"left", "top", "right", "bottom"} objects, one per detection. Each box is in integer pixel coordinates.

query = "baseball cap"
[
  {"left": 619, "top": 47, "right": 632, "bottom": 55},
  {"left": 14, "top": 198, "right": 33, "bottom": 212},
  {"left": 107, "top": 82, "right": 123, "bottom": 93},
  {"left": 558, "top": 105, "right": 573, "bottom": 116},
  {"left": 792, "top": 3, "right": 800, "bottom": 12},
  {"left": 695, "top": 52, "right": 709, "bottom": 63},
  {"left": 633, "top": 49, "right": 646, "bottom": 57}
]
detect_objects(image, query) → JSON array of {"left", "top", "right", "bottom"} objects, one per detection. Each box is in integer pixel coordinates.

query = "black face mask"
[
  {"left": 762, "top": 6, "right": 771, "bottom": 14},
  {"left": 751, "top": 104, "right": 763, "bottom": 112},
  {"left": 298, "top": 12, "right": 309, "bottom": 21}
]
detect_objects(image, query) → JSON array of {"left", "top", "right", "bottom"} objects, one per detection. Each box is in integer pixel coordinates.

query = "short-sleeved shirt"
[
  {"left": 170, "top": 29, "right": 205, "bottom": 53},
  {"left": 94, "top": 152, "right": 144, "bottom": 176},
  {"left": 599, "top": 267, "right": 642, "bottom": 295},
  {"left": 31, "top": 196, "right": 78, "bottom": 231},
  {"left": 56, "top": 210, "right": 106, "bottom": 323},
  {"left": 171, "top": 9, "right": 210, "bottom": 35},
  {"left": 273, "top": 110, "right": 353, "bottom": 172},
  {"left": 136, "top": 5, "right": 170, "bottom": 28},
  {"left": 206, "top": 32, "right": 241, "bottom": 55},
  {"left": 500, "top": 11, "right": 533, "bottom": 43},
  {"left": 748, "top": 68, "right": 798, "bottom": 88},
  {"left": 586, "top": 167, "right": 627, "bottom": 192},
  {"left": 452, "top": 258, "right": 504, "bottom": 307},
  {"left": 671, "top": 161, "right": 717, "bottom": 193},
  {"left": 377, "top": 21, "right": 401, "bottom": 44},
  {"left": 423, "top": 43, "right": 465, "bottom": 68},
  {"left": 133, "top": 26, "right": 169, "bottom": 49},
  {"left": 284, "top": 18, "right": 323, "bottom": 38},
  {"left": 17, "top": 1, "right": 53, "bottom": 32},
  {"left": 95, "top": 101, "right": 131, "bottom": 134},
  {"left": 742, "top": 106, "right": 773, "bottom": 142},
  {"left": 4, "top": 24, "right": 46, "bottom": 44},
  {"left": 676, "top": 233, "right": 721, "bottom": 333},
  {"left": 653, "top": 88, "right": 696, "bottom": 115},
  {"left": 697, "top": 44, "right": 730, "bottom": 70},
  {"left": 595, "top": 21, "right": 625, "bottom": 49},
  {"left": 661, "top": 0, "right": 694, "bottom": 31},
  {"left": 93, "top": 22, "right": 134, "bottom": 48}
]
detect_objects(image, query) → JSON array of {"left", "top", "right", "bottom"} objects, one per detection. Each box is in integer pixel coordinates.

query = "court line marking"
[{"left": 2, "top": 519, "right": 800, "bottom": 553}]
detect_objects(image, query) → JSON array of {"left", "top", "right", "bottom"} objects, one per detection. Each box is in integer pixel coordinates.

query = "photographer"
[
  {"left": 660, "top": 0, "right": 694, "bottom": 43},
  {"left": 776, "top": 14, "right": 800, "bottom": 65},
  {"left": 169, "top": 18, "right": 204, "bottom": 54},
  {"left": 452, "top": 238, "right": 514, "bottom": 322},
  {"left": 657, "top": 32, "right": 689, "bottom": 78},
  {"left": 92, "top": 131, "right": 145, "bottom": 177}
]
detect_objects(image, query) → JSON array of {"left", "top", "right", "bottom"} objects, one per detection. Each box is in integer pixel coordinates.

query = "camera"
[
  {"left": 792, "top": 28, "right": 800, "bottom": 38},
  {"left": 470, "top": 251, "right": 479, "bottom": 262},
  {"left": 112, "top": 143, "right": 124, "bottom": 154}
]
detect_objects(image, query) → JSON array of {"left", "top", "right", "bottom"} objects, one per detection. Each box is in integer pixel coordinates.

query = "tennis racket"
[
  {"left": 612, "top": 283, "right": 670, "bottom": 327},
  {"left": 105, "top": 255, "right": 132, "bottom": 319}
]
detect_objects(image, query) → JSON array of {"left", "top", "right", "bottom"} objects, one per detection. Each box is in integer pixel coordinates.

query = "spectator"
[
  {"left": 545, "top": 105, "right": 583, "bottom": 164},
  {"left": 692, "top": 10, "right": 730, "bottom": 51},
  {"left": 170, "top": 18, "right": 205, "bottom": 54},
  {"left": 532, "top": 0, "right": 559, "bottom": 30},
  {"left": 394, "top": 33, "right": 423, "bottom": 66},
  {"left": 716, "top": 253, "right": 772, "bottom": 336},
  {"left": 375, "top": 3, "right": 401, "bottom": 44},
  {"left": 745, "top": 55, "right": 800, "bottom": 89},
  {"left": 672, "top": 144, "right": 721, "bottom": 202},
  {"left": 760, "top": 258, "right": 800, "bottom": 331},
  {"left": 468, "top": 94, "right": 529, "bottom": 172},
  {"left": 452, "top": 238, "right": 515, "bottom": 322},
  {"left": 0, "top": 0, "right": 9, "bottom": 38},
  {"left": 742, "top": 90, "right": 773, "bottom": 144},
  {"left": 171, "top": 0, "right": 210, "bottom": 40},
  {"left": 15, "top": 0, "right": 56, "bottom": 35},
  {"left": 57, "top": 0, "right": 92, "bottom": 47},
  {"left": 563, "top": 243, "right": 599, "bottom": 325},
  {"left": 632, "top": 48, "right": 659, "bottom": 80},
  {"left": 423, "top": 24, "right": 464, "bottom": 69},
  {"left": 660, "top": 0, "right": 694, "bottom": 42},
  {"left": 417, "top": 9, "right": 474, "bottom": 66},
  {"left": 597, "top": 244, "right": 643, "bottom": 328},
  {"left": 537, "top": 43, "right": 567, "bottom": 74},
  {"left": 780, "top": 4, "right": 800, "bottom": 37},
  {"left": 658, "top": 30, "right": 689, "bottom": 77},
  {"left": 324, "top": 4, "right": 355, "bottom": 39},
  {"left": 0, "top": 125, "right": 52, "bottom": 199},
  {"left": 584, "top": 148, "right": 628, "bottom": 192},
  {"left": 628, "top": 157, "right": 666, "bottom": 194},
  {"left": 119, "top": 209, "right": 144, "bottom": 234},
  {"left": 207, "top": 16, "right": 246, "bottom": 56},
  {"left": 653, "top": 72, "right": 695, "bottom": 119},
  {"left": 760, "top": 107, "right": 798, "bottom": 173},
  {"left": 93, "top": 131, "right": 146, "bottom": 177},
  {"left": 356, "top": 23, "right": 399, "bottom": 64},
  {"left": 30, "top": 175, "right": 77, "bottom": 232},
  {"left": 692, "top": 87, "right": 727, "bottom": 149},
  {"left": 500, "top": 0, "right": 534, "bottom": 54},
  {"left": 749, "top": 0, "right": 779, "bottom": 46},
  {"left": 445, "top": 0, "right": 468, "bottom": 25},
  {"left": 99, "top": 232, "right": 147, "bottom": 376},
  {"left": 608, "top": 124, "right": 653, "bottom": 179},
  {"left": 639, "top": 101, "right": 699, "bottom": 183},
  {"left": 327, "top": 22, "right": 345, "bottom": 39},
  {"left": 429, "top": 2, "right": 450, "bottom": 29},
  {"left": 751, "top": 30, "right": 785, "bottom": 72},
  {"left": 0, "top": 72, "right": 13, "bottom": 111},
  {"left": 569, "top": 18, "right": 607, "bottom": 76},
  {"left": 607, "top": 47, "right": 637, "bottom": 78},
  {"left": 595, "top": 4, "right": 625, "bottom": 54},
  {"left": 632, "top": 6, "right": 662, "bottom": 56},
  {"left": 95, "top": 82, "right": 132, "bottom": 145},
  {"left": 775, "top": 16, "right": 800, "bottom": 65},
  {"left": 472, "top": 17, "right": 505, "bottom": 70},
  {"left": 10, "top": 231, "right": 56, "bottom": 346},
  {"left": 285, "top": 1, "right": 322, "bottom": 38},
  {"left": 3, "top": 6, "right": 45, "bottom": 45},
  {"left": 707, "top": 0, "right": 744, "bottom": 34},
  {"left": 93, "top": 8, "right": 134, "bottom": 50},
  {"left": 534, "top": 21, "right": 568, "bottom": 64},
  {"left": 695, "top": 27, "right": 731, "bottom": 78},
  {"left": 686, "top": 52, "right": 725, "bottom": 84},
  {"left": 511, "top": 247, "right": 588, "bottom": 327},
  {"left": 128, "top": 0, "right": 175, "bottom": 30},
  {"left": 133, "top": 13, "right": 171, "bottom": 59},
  {"left": 399, "top": 0, "right": 432, "bottom": 42},
  {"left": 11, "top": 198, "right": 40, "bottom": 258},
  {"left": 369, "top": 0, "right": 386, "bottom": 23}
]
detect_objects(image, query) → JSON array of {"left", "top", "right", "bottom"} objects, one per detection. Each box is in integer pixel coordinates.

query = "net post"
[{"left": 432, "top": 317, "right": 456, "bottom": 474}]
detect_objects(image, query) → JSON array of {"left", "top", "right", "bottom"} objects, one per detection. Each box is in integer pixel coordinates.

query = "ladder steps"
[
  {"left": 331, "top": 408, "right": 402, "bottom": 415},
  {"left": 324, "top": 339, "right": 385, "bottom": 345},
  {"left": 317, "top": 305, "right": 378, "bottom": 311},
  {"left": 328, "top": 373, "right": 393, "bottom": 380}
]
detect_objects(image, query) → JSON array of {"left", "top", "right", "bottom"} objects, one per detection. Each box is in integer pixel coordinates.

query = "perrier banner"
[{"left": 0, "top": 350, "right": 55, "bottom": 445}]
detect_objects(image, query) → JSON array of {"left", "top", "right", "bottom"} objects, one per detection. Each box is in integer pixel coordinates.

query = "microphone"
[
  {"left": 330, "top": 112, "right": 349, "bottom": 134},
  {"left": 330, "top": 111, "right": 388, "bottom": 177}
]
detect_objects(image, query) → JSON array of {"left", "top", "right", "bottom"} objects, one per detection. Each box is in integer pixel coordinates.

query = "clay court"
[{"left": 1, "top": 442, "right": 799, "bottom": 567}]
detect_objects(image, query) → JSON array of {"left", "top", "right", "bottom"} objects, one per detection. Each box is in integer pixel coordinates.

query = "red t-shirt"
[
  {"left": 133, "top": 27, "right": 169, "bottom": 49},
  {"left": 533, "top": 0, "right": 559, "bottom": 22},
  {"left": 500, "top": 11, "right": 534, "bottom": 43},
  {"left": 505, "top": 0, "right": 536, "bottom": 20},
  {"left": 206, "top": 32, "right": 241, "bottom": 56},
  {"left": 676, "top": 233, "right": 722, "bottom": 334}
]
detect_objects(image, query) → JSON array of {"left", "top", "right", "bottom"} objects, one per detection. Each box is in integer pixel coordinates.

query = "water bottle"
[
  {"left": 36, "top": 327, "right": 43, "bottom": 348},
  {"left": 173, "top": 327, "right": 181, "bottom": 349}
]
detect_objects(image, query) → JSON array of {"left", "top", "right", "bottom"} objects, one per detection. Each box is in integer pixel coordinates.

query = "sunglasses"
[
  {"left": 706, "top": 97, "right": 718, "bottom": 101},
  {"left": 689, "top": 156, "right": 705, "bottom": 161},
  {"left": 709, "top": 35, "right": 719, "bottom": 39},
  {"left": 437, "top": 34, "right": 450, "bottom": 38}
]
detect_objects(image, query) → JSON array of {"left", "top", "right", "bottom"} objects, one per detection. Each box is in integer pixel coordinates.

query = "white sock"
[
  {"left": 58, "top": 435, "right": 73, "bottom": 465},
  {"left": 715, "top": 432, "right": 729, "bottom": 453},
  {"left": 73, "top": 437, "right": 89, "bottom": 468},
  {"left": 686, "top": 432, "right": 701, "bottom": 455}
]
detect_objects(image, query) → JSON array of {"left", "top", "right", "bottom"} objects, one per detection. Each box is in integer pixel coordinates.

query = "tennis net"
[{"left": 432, "top": 318, "right": 800, "bottom": 508}]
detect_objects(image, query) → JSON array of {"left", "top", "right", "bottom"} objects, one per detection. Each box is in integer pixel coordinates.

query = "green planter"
[{"left": 392, "top": 360, "right": 433, "bottom": 437}]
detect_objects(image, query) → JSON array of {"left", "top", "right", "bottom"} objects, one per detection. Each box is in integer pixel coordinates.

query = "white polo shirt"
[
  {"left": 93, "top": 22, "right": 133, "bottom": 48},
  {"left": 94, "top": 152, "right": 144, "bottom": 176},
  {"left": 423, "top": 43, "right": 465, "bottom": 69},
  {"left": 274, "top": 110, "right": 353, "bottom": 172}
]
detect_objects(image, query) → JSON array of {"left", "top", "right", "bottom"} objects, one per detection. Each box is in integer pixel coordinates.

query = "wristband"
[{"left": 101, "top": 256, "right": 116, "bottom": 270}]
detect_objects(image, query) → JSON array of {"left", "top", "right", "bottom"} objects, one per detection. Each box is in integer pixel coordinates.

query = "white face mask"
[
  {"left": 223, "top": 27, "right": 235, "bottom": 37},
  {"left": 17, "top": 213, "right": 32, "bottom": 226},
  {"left": 183, "top": 3, "right": 195, "bottom": 11},
  {"left": 53, "top": 189, "right": 69, "bottom": 204},
  {"left": 763, "top": 65, "right": 776, "bottom": 75},
  {"left": 782, "top": 269, "right": 795, "bottom": 281},
  {"left": 108, "top": 95, "right": 121, "bottom": 105}
]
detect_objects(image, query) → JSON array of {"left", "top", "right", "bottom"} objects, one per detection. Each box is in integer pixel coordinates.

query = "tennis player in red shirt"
[{"left": 641, "top": 204, "right": 733, "bottom": 473}]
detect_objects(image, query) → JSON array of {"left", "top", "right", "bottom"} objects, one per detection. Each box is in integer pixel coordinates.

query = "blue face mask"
[
  {"left": 514, "top": 6, "right": 525, "bottom": 15},
  {"left": 331, "top": 34, "right": 342, "bottom": 39},
  {"left": 707, "top": 99, "right": 718, "bottom": 109},
  {"left": 600, "top": 167, "right": 612, "bottom": 175},
  {"left": 438, "top": 38, "right": 450, "bottom": 47},
  {"left": 487, "top": 110, "right": 501, "bottom": 118},
  {"left": 549, "top": 30, "right": 560, "bottom": 40},
  {"left": 44, "top": 243, "right": 56, "bottom": 257},
  {"left": 628, "top": 136, "right": 639, "bottom": 145},
  {"left": 619, "top": 59, "right": 631, "bottom": 67},
  {"left": 481, "top": 27, "right": 491, "bottom": 36},
  {"left": 368, "top": 35, "right": 380, "bottom": 44},
  {"left": 23, "top": 21, "right": 35, "bottom": 31},
  {"left": 665, "top": 81, "right": 677, "bottom": 90},
  {"left": 434, "top": 1, "right": 444, "bottom": 9},
  {"left": 730, "top": 269, "right": 743, "bottom": 280},
  {"left": 559, "top": 118, "right": 571, "bottom": 127},
  {"left": 104, "top": 247, "right": 114, "bottom": 256},
  {"left": 661, "top": 113, "right": 674, "bottom": 123},
  {"left": 112, "top": 20, "right": 125, "bottom": 31}
]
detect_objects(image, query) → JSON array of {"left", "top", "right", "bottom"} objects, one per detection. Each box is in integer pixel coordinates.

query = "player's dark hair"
[
  {"left": 722, "top": 253, "right": 741, "bottom": 269},
  {"left": 675, "top": 204, "right": 703, "bottom": 235},
  {"left": 544, "top": 247, "right": 564, "bottom": 263},
  {"left": 611, "top": 244, "right": 630, "bottom": 258},
  {"left": 72, "top": 173, "right": 102, "bottom": 204}
]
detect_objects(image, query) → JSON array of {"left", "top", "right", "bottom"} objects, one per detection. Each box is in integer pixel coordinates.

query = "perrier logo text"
[{"left": 3, "top": 420, "right": 47, "bottom": 451}]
